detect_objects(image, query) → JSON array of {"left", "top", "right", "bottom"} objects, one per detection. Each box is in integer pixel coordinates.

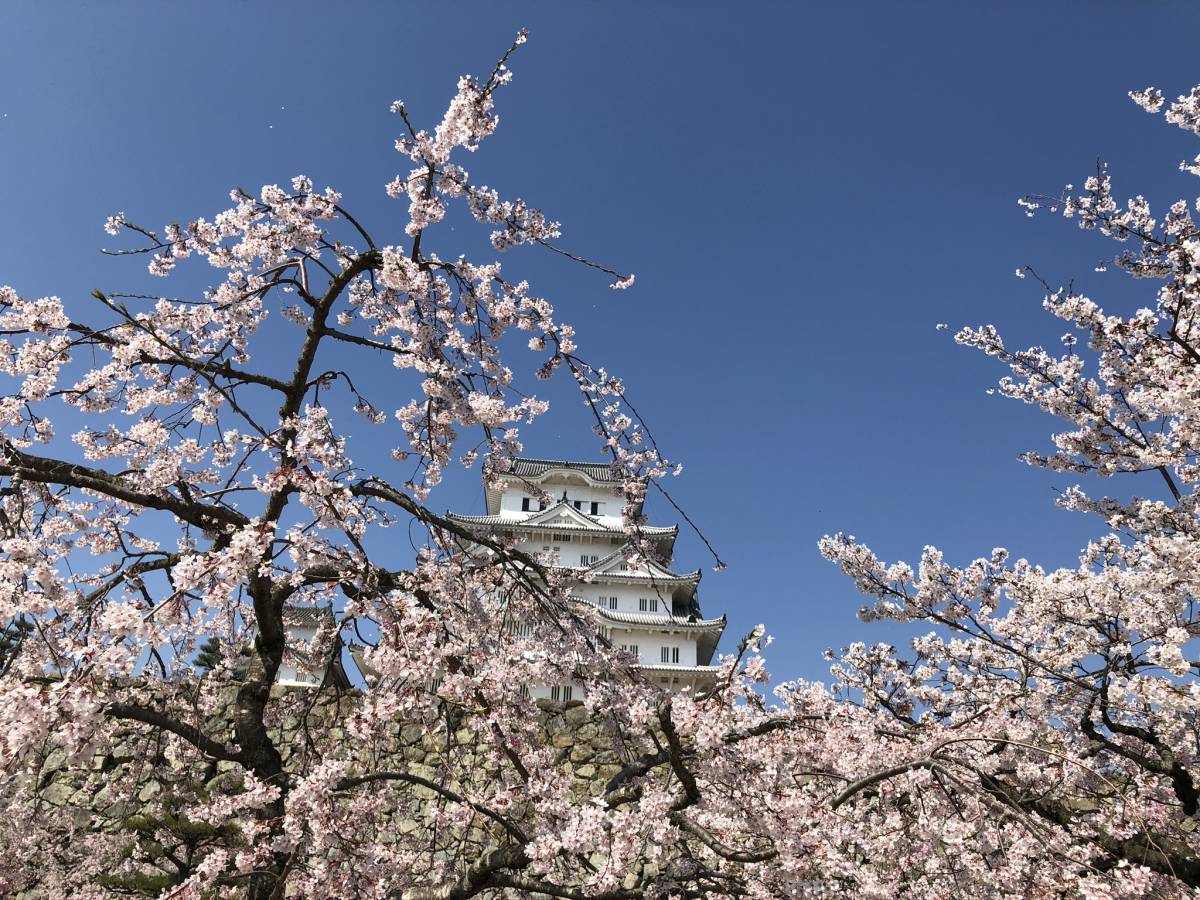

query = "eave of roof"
[
  {"left": 569, "top": 545, "right": 701, "bottom": 585},
  {"left": 552, "top": 562, "right": 702, "bottom": 588},
  {"left": 594, "top": 608, "right": 726, "bottom": 630},
  {"left": 282, "top": 605, "right": 334, "bottom": 629},
  {"left": 447, "top": 507, "right": 676, "bottom": 537},
  {"left": 635, "top": 663, "right": 721, "bottom": 675},
  {"left": 507, "top": 458, "right": 620, "bottom": 483},
  {"left": 485, "top": 458, "right": 642, "bottom": 516},
  {"left": 576, "top": 569, "right": 701, "bottom": 585}
]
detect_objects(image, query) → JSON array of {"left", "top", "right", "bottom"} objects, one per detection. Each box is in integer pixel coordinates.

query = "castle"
[
  {"left": 447, "top": 458, "right": 725, "bottom": 698},
  {"left": 279, "top": 458, "right": 725, "bottom": 695}
]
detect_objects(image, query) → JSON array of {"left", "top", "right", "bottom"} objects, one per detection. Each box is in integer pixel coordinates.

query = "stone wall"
[{"left": 17, "top": 684, "right": 635, "bottom": 896}]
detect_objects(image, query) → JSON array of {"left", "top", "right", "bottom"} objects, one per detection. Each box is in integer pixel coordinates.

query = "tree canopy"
[{"left": 3, "top": 33, "right": 1200, "bottom": 900}]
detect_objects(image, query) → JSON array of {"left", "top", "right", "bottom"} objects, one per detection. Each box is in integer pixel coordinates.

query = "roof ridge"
[
  {"left": 446, "top": 510, "right": 676, "bottom": 533},
  {"left": 578, "top": 548, "right": 701, "bottom": 582},
  {"left": 593, "top": 608, "right": 726, "bottom": 629},
  {"left": 502, "top": 458, "right": 621, "bottom": 483},
  {"left": 509, "top": 456, "right": 615, "bottom": 467}
]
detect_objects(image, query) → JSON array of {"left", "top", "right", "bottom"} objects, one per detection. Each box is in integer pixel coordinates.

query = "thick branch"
[
  {"left": 402, "top": 845, "right": 529, "bottom": 900},
  {"left": 831, "top": 758, "right": 939, "bottom": 810},
  {"left": 105, "top": 702, "right": 244, "bottom": 763},
  {"left": 0, "top": 446, "right": 248, "bottom": 531},
  {"left": 335, "top": 770, "right": 527, "bottom": 841},
  {"left": 658, "top": 704, "right": 701, "bottom": 810},
  {"left": 673, "top": 814, "right": 777, "bottom": 863}
]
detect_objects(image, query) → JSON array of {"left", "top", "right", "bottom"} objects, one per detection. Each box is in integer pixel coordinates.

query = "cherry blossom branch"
[
  {"left": 0, "top": 444, "right": 248, "bottom": 530},
  {"left": 672, "top": 815, "right": 777, "bottom": 863},
  {"left": 333, "top": 770, "right": 528, "bottom": 841},
  {"left": 105, "top": 702, "right": 245, "bottom": 763}
]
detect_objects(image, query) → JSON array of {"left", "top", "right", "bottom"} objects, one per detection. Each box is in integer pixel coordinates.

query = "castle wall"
[{"left": 18, "top": 684, "right": 645, "bottom": 897}]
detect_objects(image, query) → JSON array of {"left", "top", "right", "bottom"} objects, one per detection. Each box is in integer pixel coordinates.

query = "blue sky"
[{"left": 2, "top": 2, "right": 1198, "bottom": 683}]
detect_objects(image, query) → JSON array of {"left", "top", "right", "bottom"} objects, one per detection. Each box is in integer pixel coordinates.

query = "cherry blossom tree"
[
  {"left": 8, "top": 24, "right": 1200, "bottom": 900},
  {"left": 0, "top": 33, "right": 796, "bottom": 900},
  {"left": 816, "top": 85, "right": 1200, "bottom": 896}
]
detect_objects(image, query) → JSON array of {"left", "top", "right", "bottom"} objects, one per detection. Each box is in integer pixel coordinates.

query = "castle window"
[
  {"left": 550, "top": 685, "right": 574, "bottom": 702},
  {"left": 573, "top": 500, "right": 583, "bottom": 510},
  {"left": 639, "top": 598, "right": 659, "bottom": 613},
  {"left": 660, "top": 646, "right": 679, "bottom": 664},
  {"left": 590, "top": 502, "right": 601, "bottom": 515},
  {"left": 510, "top": 621, "right": 534, "bottom": 638},
  {"left": 521, "top": 497, "right": 531, "bottom": 511},
  {"left": 623, "top": 643, "right": 639, "bottom": 657}
]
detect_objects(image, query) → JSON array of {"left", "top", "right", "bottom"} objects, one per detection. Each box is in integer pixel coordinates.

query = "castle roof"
[
  {"left": 506, "top": 458, "right": 620, "bottom": 482},
  {"left": 593, "top": 605, "right": 724, "bottom": 666},
  {"left": 486, "top": 458, "right": 635, "bottom": 516},
  {"left": 636, "top": 663, "right": 721, "bottom": 675},
  {"left": 452, "top": 500, "right": 671, "bottom": 531},
  {"left": 448, "top": 504, "right": 676, "bottom": 561},
  {"left": 573, "top": 546, "right": 701, "bottom": 587},
  {"left": 594, "top": 608, "right": 725, "bottom": 630},
  {"left": 283, "top": 604, "right": 334, "bottom": 629}
]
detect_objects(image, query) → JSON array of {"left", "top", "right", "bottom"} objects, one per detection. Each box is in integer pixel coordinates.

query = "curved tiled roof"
[
  {"left": 554, "top": 566, "right": 702, "bottom": 591},
  {"left": 448, "top": 504, "right": 676, "bottom": 536},
  {"left": 595, "top": 608, "right": 725, "bottom": 630},
  {"left": 485, "top": 458, "right": 641, "bottom": 517},
  {"left": 506, "top": 458, "right": 620, "bottom": 482},
  {"left": 283, "top": 605, "right": 334, "bottom": 629},
  {"left": 573, "top": 545, "right": 701, "bottom": 585},
  {"left": 635, "top": 663, "right": 721, "bottom": 675},
  {"left": 577, "top": 566, "right": 701, "bottom": 586}
]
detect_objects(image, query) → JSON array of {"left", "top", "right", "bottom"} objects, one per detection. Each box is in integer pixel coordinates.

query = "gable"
[
  {"left": 524, "top": 501, "right": 605, "bottom": 530},
  {"left": 590, "top": 549, "right": 678, "bottom": 580}
]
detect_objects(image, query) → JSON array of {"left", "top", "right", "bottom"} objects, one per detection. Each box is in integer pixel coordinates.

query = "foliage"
[
  {"left": 817, "top": 84, "right": 1200, "bottom": 897},
  {"left": 194, "top": 636, "right": 224, "bottom": 675},
  {"left": 4, "top": 27, "right": 1200, "bottom": 900},
  {"left": 0, "top": 32, "right": 774, "bottom": 900},
  {"left": 0, "top": 615, "right": 32, "bottom": 673}
]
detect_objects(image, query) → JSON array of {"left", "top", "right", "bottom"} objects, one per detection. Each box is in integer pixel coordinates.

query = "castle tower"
[{"left": 447, "top": 458, "right": 726, "bottom": 699}]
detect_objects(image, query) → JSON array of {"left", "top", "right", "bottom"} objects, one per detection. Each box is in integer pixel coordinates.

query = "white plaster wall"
[
  {"left": 278, "top": 624, "right": 321, "bottom": 686},
  {"left": 500, "top": 480, "right": 622, "bottom": 524},
  {"left": 516, "top": 534, "right": 624, "bottom": 566},
  {"left": 603, "top": 625, "right": 699, "bottom": 667},
  {"left": 572, "top": 583, "right": 675, "bottom": 615},
  {"left": 527, "top": 679, "right": 583, "bottom": 702},
  {"left": 497, "top": 489, "right": 527, "bottom": 517}
]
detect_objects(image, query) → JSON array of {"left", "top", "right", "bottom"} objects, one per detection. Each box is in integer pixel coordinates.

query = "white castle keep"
[
  {"left": 276, "top": 458, "right": 725, "bottom": 693},
  {"left": 448, "top": 458, "right": 726, "bottom": 699}
]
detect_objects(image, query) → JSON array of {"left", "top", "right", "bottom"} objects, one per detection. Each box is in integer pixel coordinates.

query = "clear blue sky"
[{"left": 2, "top": 1, "right": 1197, "bottom": 682}]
